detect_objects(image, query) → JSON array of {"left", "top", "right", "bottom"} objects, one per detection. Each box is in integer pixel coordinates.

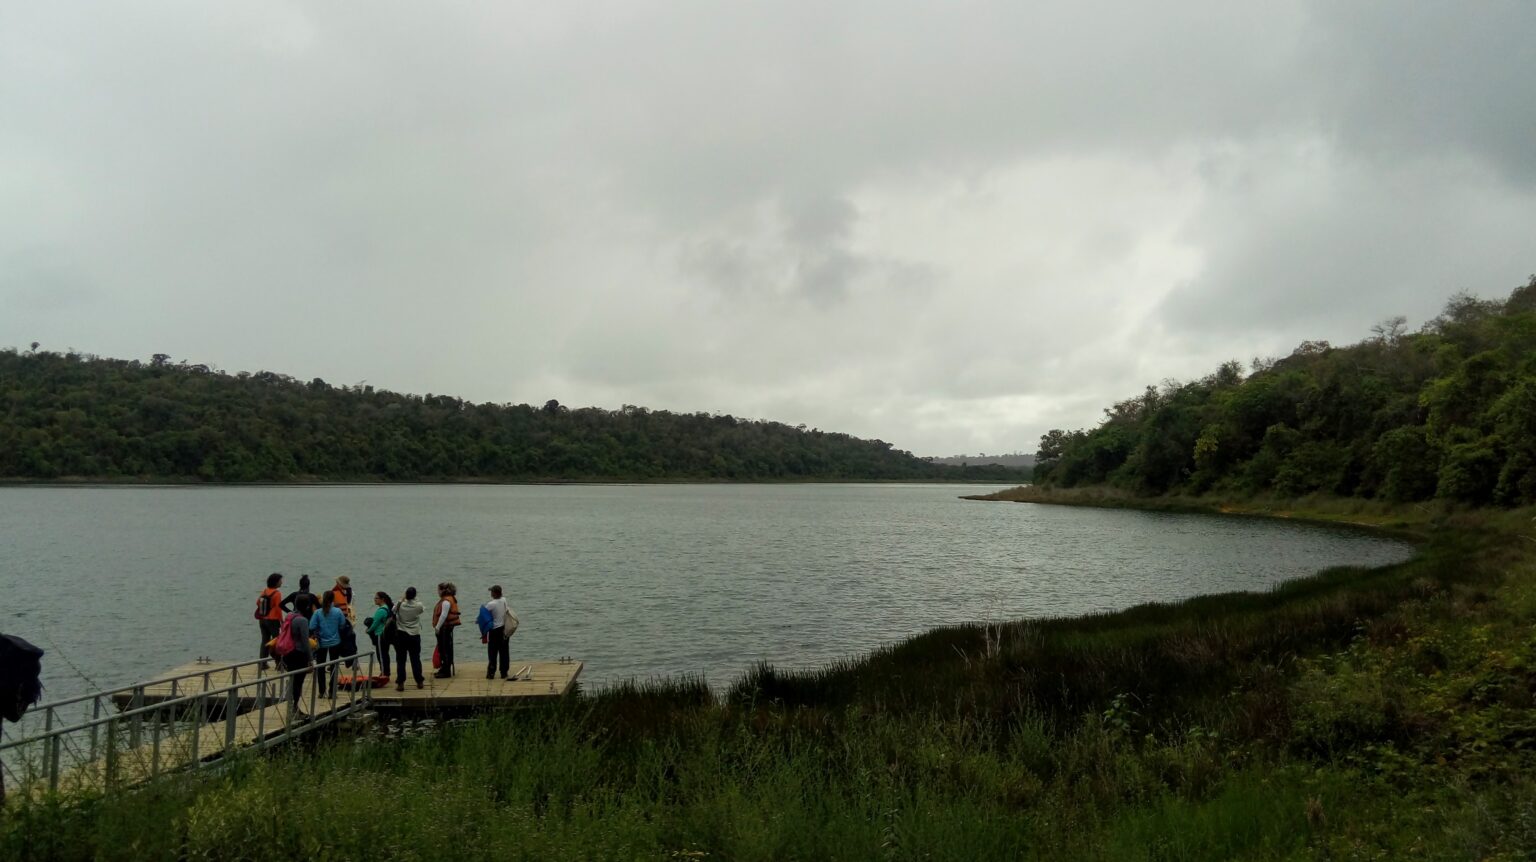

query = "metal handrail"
[
  {"left": 0, "top": 654, "right": 371, "bottom": 751},
  {"left": 1, "top": 653, "right": 377, "bottom": 799},
  {"left": 31, "top": 657, "right": 275, "bottom": 712},
  {"left": 0, "top": 651, "right": 368, "bottom": 746}
]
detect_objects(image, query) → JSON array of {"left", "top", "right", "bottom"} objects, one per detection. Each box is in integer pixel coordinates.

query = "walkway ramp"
[{"left": 2, "top": 655, "right": 370, "bottom": 802}]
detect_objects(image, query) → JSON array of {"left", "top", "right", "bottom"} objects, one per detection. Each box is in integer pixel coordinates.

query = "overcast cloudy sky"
[{"left": 3, "top": 3, "right": 1533, "bottom": 456}]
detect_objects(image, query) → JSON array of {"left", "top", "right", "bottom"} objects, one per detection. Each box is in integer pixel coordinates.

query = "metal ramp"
[{"left": 0, "top": 654, "right": 379, "bottom": 800}]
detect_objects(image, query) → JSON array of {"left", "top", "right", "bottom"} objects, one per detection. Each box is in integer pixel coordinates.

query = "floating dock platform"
[
  {"left": 372, "top": 660, "right": 583, "bottom": 711},
  {"left": 114, "top": 658, "right": 584, "bottom": 713}
]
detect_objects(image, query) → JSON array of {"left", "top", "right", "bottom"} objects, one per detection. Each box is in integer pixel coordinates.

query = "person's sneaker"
[
  {"left": 416, "top": 680, "right": 425, "bottom": 689},
  {"left": 395, "top": 682, "right": 404, "bottom": 692},
  {"left": 486, "top": 672, "right": 494, "bottom": 680}
]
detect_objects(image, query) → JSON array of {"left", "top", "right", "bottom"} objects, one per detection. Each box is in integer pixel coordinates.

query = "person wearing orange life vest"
[
  {"left": 255, "top": 573, "right": 285, "bottom": 670},
  {"left": 329, "top": 576, "right": 355, "bottom": 623},
  {"left": 432, "top": 582, "right": 461, "bottom": 679}
]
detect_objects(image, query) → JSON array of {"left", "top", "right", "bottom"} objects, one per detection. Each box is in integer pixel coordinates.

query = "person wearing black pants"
[
  {"left": 436, "top": 626, "right": 455, "bottom": 679},
  {"left": 432, "top": 583, "right": 460, "bottom": 679},
  {"left": 392, "top": 587, "right": 427, "bottom": 691},
  {"left": 282, "top": 596, "right": 315, "bottom": 711},
  {"left": 483, "top": 585, "right": 512, "bottom": 679},
  {"left": 396, "top": 633, "right": 423, "bottom": 687},
  {"left": 256, "top": 573, "right": 285, "bottom": 669},
  {"left": 259, "top": 617, "right": 281, "bottom": 662}
]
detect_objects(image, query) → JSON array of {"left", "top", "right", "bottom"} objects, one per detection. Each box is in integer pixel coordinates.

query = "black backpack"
[
  {"left": 381, "top": 605, "right": 400, "bottom": 646},
  {"left": 0, "top": 633, "right": 44, "bottom": 723}
]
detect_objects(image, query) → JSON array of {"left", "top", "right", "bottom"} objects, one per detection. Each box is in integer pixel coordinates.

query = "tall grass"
[{"left": 6, "top": 505, "right": 1536, "bottom": 860}]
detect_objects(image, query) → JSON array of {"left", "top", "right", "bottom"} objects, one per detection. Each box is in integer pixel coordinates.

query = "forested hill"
[
  {"left": 1035, "top": 276, "right": 1536, "bottom": 506},
  {"left": 0, "top": 351, "right": 1025, "bottom": 483}
]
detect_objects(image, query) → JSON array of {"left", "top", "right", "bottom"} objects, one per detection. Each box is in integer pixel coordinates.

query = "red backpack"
[{"left": 270, "top": 613, "right": 297, "bottom": 658}]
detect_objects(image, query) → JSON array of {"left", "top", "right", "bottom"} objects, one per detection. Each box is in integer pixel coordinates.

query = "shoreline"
[
  {"left": 961, "top": 483, "right": 1444, "bottom": 542},
  {"left": 0, "top": 476, "right": 1025, "bottom": 489}
]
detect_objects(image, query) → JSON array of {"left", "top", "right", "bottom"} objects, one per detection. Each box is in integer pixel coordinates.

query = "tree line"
[
  {"left": 1033, "top": 276, "right": 1536, "bottom": 506},
  {"left": 0, "top": 350, "right": 1027, "bottom": 483}
]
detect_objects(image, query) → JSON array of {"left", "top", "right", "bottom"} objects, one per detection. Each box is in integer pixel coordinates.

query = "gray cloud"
[{"left": 2, "top": 1, "right": 1533, "bottom": 456}]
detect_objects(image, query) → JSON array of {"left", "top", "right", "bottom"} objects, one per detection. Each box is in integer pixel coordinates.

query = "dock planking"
[
  {"left": 372, "top": 660, "right": 584, "bottom": 710},
  {"left": 119, "top": 658, "right": 583, "bottom": 712}
]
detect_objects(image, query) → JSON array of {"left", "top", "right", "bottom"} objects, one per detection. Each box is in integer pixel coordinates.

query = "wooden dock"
[
  {"left": 372, "top": 661, "right": 584, "bottom": 711},
  {"left": 5, "top": 653, "right": 583, "bottom": 801},
  {"left": 117, "top": 658, "right": 583, "bottom": 712}
]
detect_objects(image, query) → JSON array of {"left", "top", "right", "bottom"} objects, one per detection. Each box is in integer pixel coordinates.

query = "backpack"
[
  {"left": 0, "top": 633, "right": 44, "bottom": 723},
  {"left": 381, "top": 606, "right": 399, "bottom": 646},
  {"left": 254, "top": 591, "right": 274, "bottom": 620},
  {"left": 270, "top": 614, "right": 297, "bottom": 658}
]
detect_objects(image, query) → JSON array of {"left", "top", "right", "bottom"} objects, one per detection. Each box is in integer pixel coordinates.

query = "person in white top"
[{"left": 483, "top": 585, "right": 515, "bottom": 680}]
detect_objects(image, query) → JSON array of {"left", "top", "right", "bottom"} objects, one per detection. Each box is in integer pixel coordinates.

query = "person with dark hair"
[
  {"left": 432, "top": 582, "right": 461, "bottom": 679},
  {"left": 281, "top": 595, "right": 315, "bottom": 712},
  {"left": 309, "top": 590, "right": 346, "bottom": 697},
  {"left": 364, "top": 591, "right": 394, "bottom": 676},
  {"left": 393, "top": 587, "right": 426, "bottom": 692},
  {"left": 281, "top": 574, "right": 316, "bottom": 615},
  {"left": 255, "top": 573, "right": 285, "bottom": 669}
]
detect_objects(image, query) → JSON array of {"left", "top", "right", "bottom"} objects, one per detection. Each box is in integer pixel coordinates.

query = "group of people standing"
[{"left": 255, "top": 573, "right": 519, "bottom": 708}]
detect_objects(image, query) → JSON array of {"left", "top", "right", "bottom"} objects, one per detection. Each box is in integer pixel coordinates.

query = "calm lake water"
[{"left": 0, "top": 484, "right": 1413, "bottom": 702}]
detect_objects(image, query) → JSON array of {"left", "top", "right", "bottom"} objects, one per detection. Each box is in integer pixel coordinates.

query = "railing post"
[
  {"left": 89, "top": 696, "right": 102, "bottom": 763},
  {"left": 189, "top": 693, "right": 202, "bottom": 770},
  {"left": 104, "top": 716, "right": 119, "bottom": 790},
  {"left": 224, "top": 688, "right": 239, "bottom": 751},
  {"left": 128, "top": 686, "right": 145, "bottom": 748},
  {"left": 150, "top": 704, "right": 163, "bottom": 779},
  {"left": 44, "top": 706, "right": 59, "bottom": 794},
  {"left": 255, "top": 673, "right": 268, "bottom": 746}
]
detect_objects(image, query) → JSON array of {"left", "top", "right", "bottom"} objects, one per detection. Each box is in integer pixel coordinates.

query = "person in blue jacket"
[{"left": 309, "top": 591, "right": 347, "bottom": 697}]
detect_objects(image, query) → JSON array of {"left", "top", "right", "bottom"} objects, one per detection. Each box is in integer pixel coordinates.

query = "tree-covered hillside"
[
  {"left": 0, "top": 351, "right": 1023, "bottom": 483},
  {"left": 1034, "top": 276, "right": 1536, "bottom": 505}
]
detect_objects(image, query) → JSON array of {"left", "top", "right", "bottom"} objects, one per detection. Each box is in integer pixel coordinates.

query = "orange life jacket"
[
  {"left": 256, "top": 587, "right": 284, "bottom": 621},
  {"left": 432, "top": 595, "right": 461, "bottom": 628},
  {"left": 331, "top": 587, "right": 352, "bottom": 610}
]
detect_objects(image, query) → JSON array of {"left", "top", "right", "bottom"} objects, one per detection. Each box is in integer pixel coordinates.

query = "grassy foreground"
[{"left": 7, "top": 496, "right": 1536, "bottom": 860}]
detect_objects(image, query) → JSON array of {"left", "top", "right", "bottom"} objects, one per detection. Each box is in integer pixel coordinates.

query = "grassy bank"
[
  {"left": 7, "top": 499, "right": 1536, "bottom": 859},
  {"left": 962, "top": 484, "right": 1454, "bottom": 534}
]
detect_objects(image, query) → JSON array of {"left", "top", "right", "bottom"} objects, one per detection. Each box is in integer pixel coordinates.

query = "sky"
[{"left": 3, "top": 2, "right": 1534, "bottom": 457}]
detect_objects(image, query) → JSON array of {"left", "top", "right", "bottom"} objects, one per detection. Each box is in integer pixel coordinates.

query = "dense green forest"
[
  {"left": 1034, "top": 276, "right": 1536, "bottom": 506},
  {"left": 0, "top": 351, "right": 1024, "bottom": 483}
]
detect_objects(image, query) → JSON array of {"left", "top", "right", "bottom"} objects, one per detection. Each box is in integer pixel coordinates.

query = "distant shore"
[
  {"left": 0, "top": 476, "right": 1024, "bottom": 488},
  {"left": 963, "top": 483, "right": 1443, "bottom": 540}
]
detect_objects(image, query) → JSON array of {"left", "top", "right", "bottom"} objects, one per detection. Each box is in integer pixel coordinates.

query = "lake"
[{"left": 0, "top": 483, "right": 1413, "bottom": 702}]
